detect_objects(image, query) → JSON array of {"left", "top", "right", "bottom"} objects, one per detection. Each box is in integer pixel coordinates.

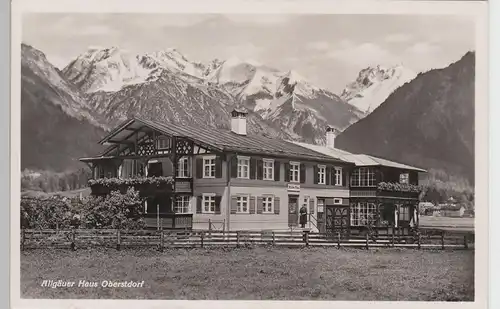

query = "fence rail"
[{"left": 20, "top": 228, "right": 474, "bottom": 251}]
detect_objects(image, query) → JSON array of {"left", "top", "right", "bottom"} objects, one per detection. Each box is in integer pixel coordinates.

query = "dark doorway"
[{"left": 288, "top": 195, "right": 299, "bottom": 227}]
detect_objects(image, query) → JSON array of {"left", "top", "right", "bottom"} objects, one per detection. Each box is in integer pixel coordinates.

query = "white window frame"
[
  {"left": 350, "top": 202, "right": 377, "bottom": 226},
  {"left": 262, "top": 195, "right": 274, "bottom": 213},
  {"left": 237, "top": 156, "right": 250, "bottom": 179},
  {"left": 399, "top": 173, "right": 409, "bottom": 184},
  {"left": 174, "top": 196, "right": 192, "bottom": 213},
  {"left": 263, "top": 159, "right": 274, "bottom": 181},
  {"left": 289, "top": 161, "right": 300, "bottom": 183},
  {"left": 202, "top": 193, "right": 216, "bottom": 213},
  {"left": 334, "top": 167, "right": 343, "bottom": 186},
  {"left": 177, "top": 157, "right": 191, "bottom": 178},
  {"left": 317, "top": 165, "right": 326, "bottom": 184},
  {"left": 333, "top": 198, "right": 342, "bottom": 205},
  {"left": 237, "top": 195, "right": 250, "bottom": 213},
  {"left": 350, "top": 167, "right": 376, "bottom": 187},
  {"left": 203, "top": 155, "right": 216, "bottom": 179}
]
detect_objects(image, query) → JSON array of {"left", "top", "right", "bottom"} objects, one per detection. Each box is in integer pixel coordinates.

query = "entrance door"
[
  {"left": 325, "top": 206, "right": 350, "bottom": 237},
  {"left": 288, "top": 195, "right": 299, "bottom": 227}
]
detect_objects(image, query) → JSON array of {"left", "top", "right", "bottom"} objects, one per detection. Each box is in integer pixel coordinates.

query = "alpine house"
[{"left": 80, "top": 108, "right": 354, "bottom": 232}]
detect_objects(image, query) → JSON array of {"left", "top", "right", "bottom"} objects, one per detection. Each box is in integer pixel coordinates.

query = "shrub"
[{"left": 20, "top": 188, "right": 146, "bottom": 230}]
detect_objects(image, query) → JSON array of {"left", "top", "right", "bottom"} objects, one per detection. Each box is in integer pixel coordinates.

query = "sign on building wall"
[{"left": 287, "top": 183, "right": 300, "bottom": 193}]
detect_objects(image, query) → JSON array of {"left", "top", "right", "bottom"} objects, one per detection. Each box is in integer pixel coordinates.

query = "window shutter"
[
  {"left": 231, "top": 196, "right": 238, "bottom": 214},
  {"left": 274, "top": 197, "right": 280, "bottom": 214},
  {"left": 284, "top": 163, "right": 290, "bottom": 182},
  {"left": 309, "top": 198, "right": 315, "bottom": 214},
  {"left": 313, "top": 165, "right": 318, "bottom": 184},
  {"left": 274, "top": 161, "right": 280, "bottom": 181},
  {"left": 214, "top": 196, "right": 222, "bottom": 214},
  {"left": 196, "top": 158, "right": 203, "bottom": 178},
  {"left": 257, "top": 197, "right": 264, "bottom": 214},
  {"left": 215, "top": 156, "right": 223, "bottom": 178},
  {"left": 300, "top": 163, "right": 306, "bottom": 183},
  {"left": 257, "top": 159, "right": 263, "bottom": 180},
  {"left": 250, "top": 158, "right": 257, "bottom": 180},
  {"left": 326, "top": 167, "right": 331, "bottom": 185},
  {"left": 196, "top": 196, "right": 202, "bottom": 214},
  {"left": 231, "top": 156, "right": 238, "bottom": 178},
  {"left": 249, "top": 196, "right": 256, "bottom": 214},
  {"left": 342, "top": 169, "right": 347, "bottom": 187}
]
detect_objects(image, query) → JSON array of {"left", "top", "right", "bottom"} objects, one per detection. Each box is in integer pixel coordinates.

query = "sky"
[{"left": 22, "top": 13, "right": 475, "bottom": 93}]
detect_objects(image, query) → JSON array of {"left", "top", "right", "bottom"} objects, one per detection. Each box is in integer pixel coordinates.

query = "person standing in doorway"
[{"left": 299, "top": 205, "right": 308, "bottom": 228}]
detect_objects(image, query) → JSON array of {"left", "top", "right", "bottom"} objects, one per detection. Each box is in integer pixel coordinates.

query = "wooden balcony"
[
  {"left": 88, "top": 177, "right": 174, "bottom": 197},
  {"left": 143, "top": 213, "right": 193, "bottom": 230}
]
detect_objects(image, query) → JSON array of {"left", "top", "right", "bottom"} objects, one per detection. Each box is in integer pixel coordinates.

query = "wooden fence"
[{"left": 20, "top": 228, "right": 474, "bottom": 251}]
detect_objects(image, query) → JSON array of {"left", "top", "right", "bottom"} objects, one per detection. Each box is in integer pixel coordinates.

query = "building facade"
[{"left": 80, "top": 110, "right": 353, "bottom": 232}]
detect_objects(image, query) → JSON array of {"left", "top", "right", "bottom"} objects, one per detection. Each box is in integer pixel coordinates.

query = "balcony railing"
[{"left": 88, "top": 176, "right": 174, "bottom": 196}]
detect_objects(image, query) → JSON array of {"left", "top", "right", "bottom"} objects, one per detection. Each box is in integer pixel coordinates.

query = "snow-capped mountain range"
[
  {"left": 61, "top": 46, "right": 364, "bottom": 143},
  {"left": 21, "top": 43, "right": 419, "bottom": 172},
  {"left": 340, "top": 64, "right": 417, "bottom": 115}
]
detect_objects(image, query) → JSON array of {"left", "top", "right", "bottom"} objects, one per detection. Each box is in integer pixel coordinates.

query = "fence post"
[
  {"left": 71, "top": 229, "right": 76, "bottom": 251},
  {"left": 365, "top": 233, "right": 369, "bottom": 250},
  {"left": 391, "top": 228, "right": 395, "bottom": 247},
  {"left": 337, "top": 232, "right": 341, "bottom": 249},
  {"left": 159, "top": 228, "right": 164, "bottom": 252},
  {"left": 208, "top": 219, "right": 212, "bottom": 237},
  {"left": 303, "top": 230, "right": 309, "bottom": 247},
  {"left": 441, "top": 231, "right": 445, "bottom": 250},
  {"left": 116, "top": 229, "right": 121, "bottom": 251},
  {"left": 417, "top": 234, "right": 421, "bottom": 250},
  {"left": 463, "top": 235, "right": 468, "bottom": 249},
  {"left": 272, "top": 232, "right": 276, "bottom": 246},
  {"left": 201, "top": 231, "right": 205, "bottom": 248},
  {"left": 236, "top": 231, "right": 240, "bottom": 248}
]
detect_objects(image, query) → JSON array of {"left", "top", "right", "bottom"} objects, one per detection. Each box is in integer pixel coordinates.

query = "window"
[
  {"left": 263, "top": 159, "right": 274, "bottom": 180},
  {"left": 350, "top": 202, "right": 377, "bottom": 226},
  {"left": 399, "top": 205, "right": 411, "bottom": 221},
  {"left": 289, "top": 162, "right": 300, "bottom": 182},
  {"left": 350, "top": 167, "right": 376, "bottom": 187},
  {"left": 177, "top": 157, "right": 191, "bottom": 178},
  {"left": 237, "top": 156, "right": 250, "bottom": 179},
  {"left": 334, "top": 168, "right": 343, "bottom": 186},
  {"left": 175, "top": 196, "right": 191, "bottom": 213},
  {"left": 334, "top": 198, "right": 342, "bottom": 205},
  {"left": 262, "top": 196, "right": 274, "bottom": 213},
  {"left": 318, "top": 165, "right": 326, "bottom": 184},
  {"left": 203, "top": 156, "right": 216, "bottom": 178},
  {"left": 202, "top": 194, "right": 216, "bottom": 213},
  {"left": 237, "top": 195, "right": 250, "bottom": 213},
  {"left": 156, "top": 136, "right": 169, "bottom": 149},
  {"left": 317, "top": 198, "right": 325, "bottom": 213},
  {"left": 399, "top": 173, "right": 409, "bottom": 184}
]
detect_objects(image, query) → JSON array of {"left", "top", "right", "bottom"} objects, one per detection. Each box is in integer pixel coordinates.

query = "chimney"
[
  {"left": 231, "top": 108, "right": 248, "bottom": 135},
  {"left": 326, "top": 126, "right": 340, "bottom": 149}
]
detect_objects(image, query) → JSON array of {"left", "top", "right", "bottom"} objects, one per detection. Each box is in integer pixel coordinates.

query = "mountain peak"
[{"left": 341, "top": 64, "right": 417, "bottom": 114}]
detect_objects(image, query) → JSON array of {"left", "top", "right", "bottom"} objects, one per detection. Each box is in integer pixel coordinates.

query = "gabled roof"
[
  {"left": 292, "top": 141, "right": 427, "bottom": 173},
  {"left": 90, "top": 117, "right": 351, "bottom": 164}
]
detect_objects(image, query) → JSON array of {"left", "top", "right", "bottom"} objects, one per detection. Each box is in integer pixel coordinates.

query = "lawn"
[{"left": 21, "top": 246, "right": 474, "bottom": 301}]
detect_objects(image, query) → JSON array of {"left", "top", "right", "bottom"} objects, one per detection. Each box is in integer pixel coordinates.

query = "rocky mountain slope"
[
  {"left": 62, "top": 47, "right": 362, "bottom": 144},
  {"left": 21, "top": 43, "right": 107, "bottom": 172},
  {"left": 336, "top": 52, "right": 475, "bottom": 184},
  {"left": 341, "top": 64, "right": 417, "bottom": 116}
]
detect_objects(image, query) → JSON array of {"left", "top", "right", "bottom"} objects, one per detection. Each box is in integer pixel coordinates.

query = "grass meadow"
[{"left": 21, "top": 246, "right": 474, "bottom": 301}]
